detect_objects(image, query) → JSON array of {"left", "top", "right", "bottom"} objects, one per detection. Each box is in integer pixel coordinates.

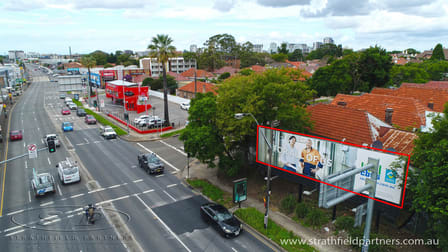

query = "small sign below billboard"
[{"left": 233, "top": 178, "right": 247, "bottom": 204}]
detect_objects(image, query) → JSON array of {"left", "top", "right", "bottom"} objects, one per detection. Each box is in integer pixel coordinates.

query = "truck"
[
  {"left": 100, "top": 126, "right": 117, "bottom": 139},
  {"left": 56, "top": 157, "right": 80, "bottom": 185},
  {"left": 31, "top": 168, "right": 56, "bottom": 197},
  {"left": 44, "top": 134, "right": 61, "bottom": 147}
]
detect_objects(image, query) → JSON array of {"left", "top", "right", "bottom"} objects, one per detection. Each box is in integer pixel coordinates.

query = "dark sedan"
[
  {"left": 137, "top": 153, "right": 164, "bottom": 174},
  {"left": 10, "top": 130, "right": 23, "bottom": 141},
  {"left": 200, "top": 203, "right": 242, "bottom": 238},
  {"left": 76, "top": 108, "right": 86, "bottom": 117}
]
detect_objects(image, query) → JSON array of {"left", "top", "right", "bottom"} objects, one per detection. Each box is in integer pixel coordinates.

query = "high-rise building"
[
  {"left": 269, "top": 42, "right": 277, "bottom": 53},
  {"left": 323, "top": 37, "right": 334, "bottom": 44},
  {"left": 313, "top": 42, "right": 323, "bottom": 50},
  {"left": 190, "top": 44, "right": 198, "bottom": 53},
  {"left": 253, "top": 44, "right": 263, "bottom": 53},
  {"left": 8, "top": 50, "right": 25, "bottom": 61}
]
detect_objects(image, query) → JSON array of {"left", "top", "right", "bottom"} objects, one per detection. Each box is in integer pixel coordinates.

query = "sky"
[{"left": 1, "top": 0, "right": 448, "bottom": 55}]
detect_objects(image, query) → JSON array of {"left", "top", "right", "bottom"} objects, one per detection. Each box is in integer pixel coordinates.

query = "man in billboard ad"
[{"left": 256, "top": 126, "right": 409, "bottom": 208}]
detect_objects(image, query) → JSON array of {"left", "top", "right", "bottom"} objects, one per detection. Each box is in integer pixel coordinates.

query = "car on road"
[
  {"left": 67, "top": 102, "right": 77, "bottom": 110},
  {"left": 180, "top": 102, "right": 190, "bottom": 110},
  {"left": 31, "top": 169, "right": 56, "bottom": 197},
  {"left": 56, "top": 158, "right": 80, "bottom": 184},
  {"left": 200, "top": 203, "right": 242, "bottom": 238},
  {"left": 61, "top": 107, "right": 71, "bottom": 115},
  {"left": 64, "top": 97, "right": 72, "bottom": 104},
  {"left": 61, "top": 122, "right": 73, "bottom": 132},
  {"left": 76, "top": 108, "right": 86, "bottom": 117},
  {"left": 44, "top": 134, "right": 61, "bottom": 147},
  {"left": 59, "top": 93, "right": 66, "bottom": 99},
  {"left": 10, "top": 130, "right": 23, "bottom": 141},
  {"left": 137, "top": 153, "right": 164, "bottom": 174},
  {"left": 100, "top": 126, "right": 117, "bottom": 139},
  {"left": 85, "top": 115, "right": 97, "bottom": 124}
]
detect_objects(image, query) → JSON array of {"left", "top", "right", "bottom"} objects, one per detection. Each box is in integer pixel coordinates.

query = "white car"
[
  {"left": 57, "top": 158, "right": 80, "bottom": 185},
  {"left": 64, "top": 97, "right": 72, "bottom": 104},
  {"left": 67, "top": 102, "right": 77, "bottom": 110},
  {"left": 180, "top": 102, "right": 190, "bottom": 110},
  {"left": 137, "top": 116, "right": 160, "bottom": 127},
  {"left": 134, "top": 115, "right": 151, "bottom": 124},
  {"left": 100, "top": 126, "right": 117, "bottom": 139}
]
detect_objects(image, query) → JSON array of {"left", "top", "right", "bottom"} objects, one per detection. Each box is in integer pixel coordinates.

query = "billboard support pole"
[
  {"left": 264, "top": 129, "right": 273, "bottom": 230},
  {"left": 297, "top": 183, "right": 303, "bottom": 203},
  {"left": 362, "top": 158, "right": 379, "bottom": 252}
]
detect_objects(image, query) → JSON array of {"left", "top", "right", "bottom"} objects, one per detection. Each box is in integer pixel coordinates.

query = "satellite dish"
[
  {"left": 372, "top": 140, "right": 383, "bottom": 149},
  {"left": 386, "top": 147, "right": 396, "bottom": 152}
]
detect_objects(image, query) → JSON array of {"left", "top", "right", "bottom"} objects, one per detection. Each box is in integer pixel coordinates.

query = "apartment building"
[{"left": 139, "top": 57, "right": 197, "bottom": 77}]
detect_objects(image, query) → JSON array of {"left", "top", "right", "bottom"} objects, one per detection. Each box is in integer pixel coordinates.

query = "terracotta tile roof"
[
  {"left": 65, "top": 62, "right": 83, "bottom": 68},
  {"left": 378, "top": 128, "right": 417, "bottom": 155},
  {"left": 331, "top": 93, "right": 428, "bottom": 130},
  {"left": 393, "top": 58, "right": 408, "bottom": 65},
  {"left": 178, "top": 81, "right": 217, "bottom": 95},
  {"left": 167, "top": 71, "right": 189, "bottom": 81},
  {"left": 307, "top": 104, "right": 375, "bottom": 145},
  {"left": 422, "top": 81, "right": 448, "bottom": 90},
  {"left": 180, "top": 68, "right": 214, "bottom": 78},
  {"left": 250, "top": 65, "right": 266, "bottom": 73},
  {"left": 331, "top": 94, "right": 360, "bottom": 105},
  {"left": 285, "top": 60, "right": 305, "bottom": 68},
  {"left": 213, "top": 66, "right": 239, "bottom": 75}
]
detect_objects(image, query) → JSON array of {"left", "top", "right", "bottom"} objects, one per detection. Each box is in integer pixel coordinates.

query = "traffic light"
[{"left": 48, "top": 140, "right": 56, "bottom": 153}]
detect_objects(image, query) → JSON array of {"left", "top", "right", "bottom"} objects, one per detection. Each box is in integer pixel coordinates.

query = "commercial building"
[
  {"left": 105, "top": 80, "right": 150, "bottom": 112},
  {"left": 8, "top": 51, "right": 25, "bottom": 61},
  {"left": 323, "top": 37, "right": 334, "bottom": 44},
  {"left": 253, "top": 44, "right": 263, "bottom": 53}
]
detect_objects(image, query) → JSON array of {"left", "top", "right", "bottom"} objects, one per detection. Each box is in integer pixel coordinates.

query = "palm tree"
[
  {"left": 148, "top": 34, "right": 176, "bottom": 125},
  {"left": 80, "top": 56, "right": 96, "bottom": 107}
]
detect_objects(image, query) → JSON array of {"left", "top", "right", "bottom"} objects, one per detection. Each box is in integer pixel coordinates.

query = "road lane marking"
[
  {"left": 142, "top": 189, "right": 154, "bottom": 194},
  {"left": 41, "top": 138, "right": 44, "bottom": 144},
  {"left": 135, "top": 195, "right": 191, "bottom": 252},
  {"left": 37, "top": 127, "right": 40, "bottom": 131},
  {"left": 137, "top": 143, "right": 179, "bottom": 172},
  {"left": 4, "top": 225, "right": 23, "bottom": 232},
  {"left": 166, "top": 184, "right": 177, "bottom": 188},
  {"left": 133, "top": 179, "right": 143, "bottom": 183},
  {"left": 159, "top": 140, "right": 187, "bottom": 156},
  {"left": 23, "top": 142, "right": 26, "bottom": 147},
  {"left": 232, "top": 248, "right": 238, "bottom": 252},
  {"left": 40, "top": 201, "right": 54, "bottom": 206},
  {"left": 88, "top": 188, "right": 105, "bottom": 194},
  {"left": 6, "top": 209, "right": 24, "bottom": 216},
  {"left": 28, "top": 191, "right": 31, "bottom": 202},
  {"left": 156, "top": 174, "right": 164, "bottom": 178},
  {"left": 84, "top": 138, "right": 89, "bottom": 144},
  {"left": 47, "top": 157, "right": 51, "bottom": 165},
  {"left": 4, "top": 229, "right": 25, "bottom": 236},
  {"left": 67, "top": 214, "right": 74, "bottom": 218},
  {"left": 163, "top": 190, "right": 177, "bottom": 202},
  {"left": 108, "top": 184, "right": 120, "bottom": 189},
  {"left": 24, "top": 161, "right": 28, "bottom": 169},
  {"left": 70, "top": 193, "right": 84, "bottom": 199},
  {"left": 171, "top": 171, "right": 178, "bottom": 174},
  {"left": 57, "top": 185, "right": 62, "bottom": 196}
]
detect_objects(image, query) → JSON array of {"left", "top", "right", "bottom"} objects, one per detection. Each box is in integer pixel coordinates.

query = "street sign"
[
  {"left": 28, "top": 144, "right": 37, "bottom": 159},
  {"left": 100, "top": 99, "right": 105, "bottom": 108},
  {"left": 233, "top": 178, "right": 247, "bottom": 205}
]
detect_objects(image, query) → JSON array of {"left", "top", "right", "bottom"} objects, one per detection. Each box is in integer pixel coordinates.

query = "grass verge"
[
  {"left": 72, "top": 99, "right": 127, "bottom": 136},
  {"left": 160, "top": 128, "right": 185, "bottom": 138},
  {"left": 186, "top": 179, "right": 232, "bottom": 208},
  {"left": 234, "top": 207, "right": 315, "bottom": 252}
]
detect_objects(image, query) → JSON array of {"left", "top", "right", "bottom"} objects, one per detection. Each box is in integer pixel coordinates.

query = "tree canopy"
[
  {"left": 306, "top": 44, "right": 343, "bottom": 60},
  {"left": 430, "top": 43, "right": 445, "bottom": 60}
]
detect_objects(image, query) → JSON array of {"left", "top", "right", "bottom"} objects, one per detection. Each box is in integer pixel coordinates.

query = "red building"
[{"left": 105, "top": 80, "right": 151, "bottom": 113}]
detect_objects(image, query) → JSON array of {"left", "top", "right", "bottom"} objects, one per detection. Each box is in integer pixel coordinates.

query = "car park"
[
  {"left": 56, "top": 158, "right": 80, "bottom": 184},
  {"left": 44, "top": 134, "right": 61, "bottom": 147},
  {"left": 10, "top": 130, "right": 23, "bottom": 141},
  {"left": 180, "top": 102, "right": 190, "bottom": 110},
  {"left": 100, "top": 126, "right": 117, "bottom": 139},
  {"left": 61, "top": 122, "right": 73, "bottom": 132},
  {"left": 200, "top": 203, "right": 243, "bottom": 238},
  {"left": 31, "top": 168, "right": 56, "bottom": 197},
  {"left": 137, "top": 153, "right": 164, "bottom": 174},
  {"left": 85, "top": 115, "right": 97, "bottom": 124},
  {"left": 61, "top": 107, "right": 71, "bottom": 115},
  {"left": 76, "top": 108, "right": 86, "bottom": 117}
]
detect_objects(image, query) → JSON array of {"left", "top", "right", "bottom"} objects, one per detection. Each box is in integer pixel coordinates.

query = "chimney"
[
  {"left": 337, "top": 101, "right": 347, "bottom": 107},
  {"left": 428, "top": 102, "right": 434, "bottom": 110},
  {"left": 385, "top": 108, "right": 393, "bottom": 125}
]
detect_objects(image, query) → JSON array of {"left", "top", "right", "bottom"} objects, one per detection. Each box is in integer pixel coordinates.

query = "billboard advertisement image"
[{"left": 256, "top": 126, "right": 410, "bottom": 208}]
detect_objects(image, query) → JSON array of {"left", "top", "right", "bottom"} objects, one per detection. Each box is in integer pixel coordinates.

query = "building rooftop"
[
  {"left": 107, "top": 80, "right": 137, "bottom": 87},
  {"left": 180, "top": 68, "right": 214, "bottom": 78},
  {"left": 178, "top": 81, "right": 217, "bottom": 95}
]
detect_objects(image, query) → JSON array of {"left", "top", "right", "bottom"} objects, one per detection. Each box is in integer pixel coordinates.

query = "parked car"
[
  {"left": 61, "top": 107, "right": 71, "bottom": 115},
  {"left": 134, "top": 115, "right": 152, "bottom": 124},
  {"left": 100, "top": 126, "right": 117, "bottom": 139},
  {"left": 44, "top": 134, "right": 61, "bottom": 147},
  {"left": 76, "top": 108, "right": 86, "bottom": 117},
  {"left": 200, "top": 203, "right": 242, "bottom": 238},
  {"left": 147, "top": 118, "right": 165, "bottom": 128},
  {"left": 61, "top": 122, "right": 73, "bottom": 132},
  {"left": 57, "top": 158, "right": 80, "bottom": 185},
  {"left": 10, "top": 130, "right": 23, "bottom": 141},
  {"left": 137, "top": 153, "right": 164, "bottom": 174},
  {"left": 137, "top": 116, "right": 161, "bottom": 127},
  {"left": 85, "top": 115, "right": 97, "bottom": 124},
  {"left": 180, "top": 102, "right": 190, "bottom": 110},
  {"left": 31, "top": 168, "right": 56, "bottom": 197}
]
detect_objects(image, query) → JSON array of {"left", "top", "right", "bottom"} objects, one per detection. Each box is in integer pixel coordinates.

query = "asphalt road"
[{"left": 0, "top": 65, "right": 276, "bottom": 252}]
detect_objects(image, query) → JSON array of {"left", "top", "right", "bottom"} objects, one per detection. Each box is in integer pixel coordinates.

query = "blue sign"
[
  {"left": 67, "top": 68, "right": 79, "bottom": 72},
  {"left": 74, "top": 94, "right": 79, "bottom": 100},
  {"left": 385, "top": 169, "right": 396, "bottom": 184}
]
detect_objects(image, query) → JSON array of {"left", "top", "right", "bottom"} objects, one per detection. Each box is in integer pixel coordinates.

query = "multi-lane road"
[{"left": 0, "top": 66, "right": 276, "bottom": 252}]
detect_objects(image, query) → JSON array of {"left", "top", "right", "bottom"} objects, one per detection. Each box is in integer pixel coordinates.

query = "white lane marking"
[
  {"left": 98, "top": 195, "right": 130, "bottom": 205},
  {"left": 137, "top": 143, "right": 179, "bottom": 172},
  {"left": 108, "top": 184, "right": 120, "bottom": 189},
  {"left": 4, "top": 225, "right": 23, "bottom": 232},
  {"left": 88, "top": 188, "right": 105, "bottom": 194},
  {"left": 84, "top": 138, "right": 89, "bottom": 144},
  {"left": 135, "top": 195, "right": 191, "bottom": 252},
  {"left": 47, "top": 157, "right": 51, "bottom": 165},
  {"left": 156, "top": 174, "right": 164, "bottom": 178},
  {"left": 65, "top": 208, "right": 83, "bottom": 214},
  {"left": 133, "top": 179, "right": 143, "bottom": 183},
  {"left": 6, "top": 209, "right": 25, "bottom": 216},
  {"left": 171, "top": 171, "right": 178, "bottom": 174},
  {"left": 94, "top": 140, "right": 102, "bottom": 144},
  {"left": 41, "top": 215, "right": 58, "bottom": 221},
  {"left": 122, "top": 182, "right": 128, "bottom": 186},
  {"left": 28, "top": 190, "right": 31, "bottom": 202},
  {"left": 142, "top": 189, "right": 154, "bottom": 194},
  {"left": 41, "top": 138, "right": 44, "bottom": 144},
  {"left": 163, "top": 190, "right": 177, "bottom": 202},
  {"left": 76, "top": 143, "right": 85, "bottom": 146},
  {"left": 24, "top": 161, "right": 28, "bottom": 169},
  {"left": 23, "top": 142, "right": 26, "bottom": 148},
  {"left": 4, "top": 229, "right": 25, "bottom": 236},
  {"left": 40, "top": 201, "right": 54, "bottom": 206},
  {"left": 37, "top": 127, "right": 40, "bottom": 131},
  {"left": 70, "top": 193, "right": 84, "bottom": 199},
  {"left": 232, "top": 248, "right": 238, "bottom": 252},
  {"left": 57, "top": 185, "right": 63, "bottom": 196},
  {"left": 67, "top": 214, "right": 74, "bottom": 218},
  {"left": 159, "top": 140, "right": 187, "bottom": 156},
  {"left": 131, "top": 165, "right": 137, "bottom": 169},
  {"left": 166, "top": 184, "right": 177, "bottom": 188}
]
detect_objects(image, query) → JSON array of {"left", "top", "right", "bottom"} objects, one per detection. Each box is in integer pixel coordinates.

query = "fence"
[{"left": 148, "top": 90, "right": 190, "bottom": 105}]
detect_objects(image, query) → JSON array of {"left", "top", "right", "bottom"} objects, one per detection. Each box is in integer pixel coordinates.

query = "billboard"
[{"left": 256, "top": 126, "right": 410, "bottom": 208}]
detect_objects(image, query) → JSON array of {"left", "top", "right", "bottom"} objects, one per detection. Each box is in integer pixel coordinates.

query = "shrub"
[
  {"left": 335, "top": 215, "right": 355, "bottom": 232},
  {"left": 280, "top": 194, "right": 296, "bottom": 215},
  {"left": 295, "top": 202, "right": 310, "bottom": 219},
  {"left": 305, "top": 207, "right": 328, "bottom": 228}
]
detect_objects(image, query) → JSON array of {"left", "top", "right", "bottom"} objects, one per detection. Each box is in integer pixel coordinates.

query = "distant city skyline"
[{"left": 1, "top": 0, "right": 447, "bottom": 55}]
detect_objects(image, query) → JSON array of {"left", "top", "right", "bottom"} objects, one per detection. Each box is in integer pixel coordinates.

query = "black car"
[
  {"left": 137, "top": 153, "right": 164, "bottom": 174},
  {"left": 200, "top": 203, "right": 242, "bottom": 238},
  {"left": 76, "top": 108, "right": 86, "bottom": 117}
]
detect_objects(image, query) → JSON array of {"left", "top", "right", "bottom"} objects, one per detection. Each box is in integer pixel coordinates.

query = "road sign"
[
  {"left": 28, "top": 144, "right": 37, "bottom": 159},
  {"left": 233, "top": 178, "right": 247, "bottom": 204},
  {"left": 100, "top": 99, "right": 105, "bottom": 108}
]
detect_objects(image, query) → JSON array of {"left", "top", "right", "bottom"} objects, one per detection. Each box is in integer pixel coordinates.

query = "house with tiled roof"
[
  {"left": 180, "top": 68, "right": 214, "bottom": 80},
  {"left": 249, "top": 65, "right": 266, "bottom": 73},
  {"left": 213, "top": 66, "right": 239, "bottom": 75},
  {"left": 306, "top": 104, "right": 417, "bottom": 155},
  {"left": 285, "top": 60, "right": 305, "bottom": 68},
  {"left": 331, "top": 93, "right": 429, "bottom": 131},
  {"left": 176, "top": 81, "right": 217, "bottom": 99}
]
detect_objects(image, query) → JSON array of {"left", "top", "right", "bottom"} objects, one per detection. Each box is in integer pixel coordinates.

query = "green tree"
[
  {"left": 89, "top": 50, "right": 108, "bottom": 65},
  {"left": 358, "top": 46, "right": 393, "bottom": 90},
  {"left": 142, "top": 77, "right": 153, "bottom": 87},
  {"left": 107, "top": 53, "right": 117, "bottom": 63},
  {"left": 80, "top": 56, "right": 96, "bottom": 104},
  {"left": 388, "top": 64, "right": 430, "bottom": 86},
  {"left": 430, "top": 43, "right": 445, "bottom": 60},
  {"left": 277, "top": 43, "right": 289, "bottom": 54},
  {"left": 148, "top": 34, "right": 176, "bottom": 125},
  {"left": 204, "top": 34, "right": 237, "bottom": 54},
  {"left": 421, "top": 60, "right": 448, "bottom": 80},
  {"left": 144, "top": 76, "right": 177, "bottom": 93},
  {"left": 218, "top": 72, "right": 231, "bottom": 81},
  {"left": 307, "top": 58, "right": 353, "bottom": 96},
  {"left": 288, "top": 49, "right": 303, "bottom": 61},
  {"left": 239, "top": 68, "right": 254, "bottom": 76},
  {"left": 271, "top": 53, "right": 288, "bottom": 62},
  {"left": 405, "top": 48, "right": 420, "bottom": 55},
  {"left": 411, "top": 103, "right": 448, "bottom": 250},
  {"left": 306, "top": 44, "right": 343, "bottom": 60}
]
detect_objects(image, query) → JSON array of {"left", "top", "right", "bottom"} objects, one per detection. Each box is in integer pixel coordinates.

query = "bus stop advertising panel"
[{"left": 256, "top": 126, "right": 410, "bottom": 208}]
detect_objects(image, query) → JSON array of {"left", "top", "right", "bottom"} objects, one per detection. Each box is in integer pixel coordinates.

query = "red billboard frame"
[{"left": 256, "top": 125, "right": 410, "bottom": 209}]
